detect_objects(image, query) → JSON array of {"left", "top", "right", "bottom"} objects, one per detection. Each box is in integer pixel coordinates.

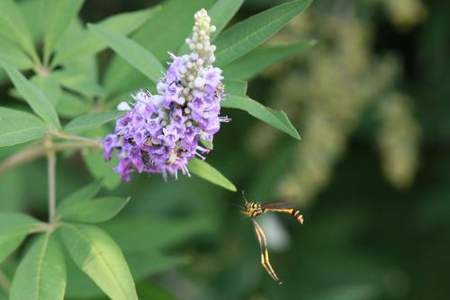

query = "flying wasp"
[{"left": 241, "top": 192, "right": 304, "bottom": 285}]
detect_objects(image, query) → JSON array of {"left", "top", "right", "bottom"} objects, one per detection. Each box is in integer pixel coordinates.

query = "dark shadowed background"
[{"left": 1, "top": 0, "right": 450, "bottom": 299}]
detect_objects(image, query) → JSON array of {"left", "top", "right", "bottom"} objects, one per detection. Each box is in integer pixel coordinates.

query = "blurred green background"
[{"left": 1, "top": 0, "right": 450, "bottom": 299}]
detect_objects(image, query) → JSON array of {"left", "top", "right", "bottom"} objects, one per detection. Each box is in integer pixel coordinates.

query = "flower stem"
[{"left": 45, "top": 139, "right": 57, "bottom": 224}]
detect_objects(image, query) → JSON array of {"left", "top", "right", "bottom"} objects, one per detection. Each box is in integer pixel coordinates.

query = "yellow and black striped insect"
[{"left": 241, "top": 193, "right": 304, "bottom": 284}]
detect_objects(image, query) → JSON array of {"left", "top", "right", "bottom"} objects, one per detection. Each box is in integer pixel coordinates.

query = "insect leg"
[{"left": 252, "top": 219, "right": 282, "bottom": 284}]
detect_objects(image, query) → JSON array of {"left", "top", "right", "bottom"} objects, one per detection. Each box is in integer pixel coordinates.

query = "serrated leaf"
[
  {"left": 0, "top": 107, "right": 48, "bottom": 147},
  {"left": 188, "top": 158, "right": 236, "bottom": 191},
  {"left": 223, "top": 40, "right": 316, "bottom": 80},
  {"left": 64, "top": 111, "right": 122, "bottom": 134},
  {"left": 103, "top": 0, "right": 214, "bottom": 97},
  {"left": 0, "top": 0, "right": 38, "bottom": 63},
  {"left": 10, "top": 233, "right": 66, "bottom": 300},
  {"left": 224, "top": 79, "right": 247, "bottom": 96},
  {"left": 59, "top": 196, "right": 130, "bottom": 223},
  {"left": 0, "top": 62, "right": 60, "bottom": 129},
  {"left": 54, "top": 6, "right": 160, "bottom": 65},
  {"left": 0, "top": 212, "right": 42, "bottom": 263},
  {"left": 0, "top": 37, "right": 33, "bottom": 70},
  {"left": 222, "top": 95, "right": 300, "bottom": 140},
  {"left": 42, "top": 0, "right": 84, "bottom": 64},
  {"left": 215, "top": 0, "right": 312, "bottom": 67},
  {"left": 88, "top": 24, "right": 164, "bottom": 83},
  {"left": 59, "top": 224, "right": 138, "bottom": 300},
  {"left": 178, "top": 0, "right": 244, "bottom": 54}
]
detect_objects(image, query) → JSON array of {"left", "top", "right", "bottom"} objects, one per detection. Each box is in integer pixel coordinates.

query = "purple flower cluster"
[{"left": 103, "top": 9, "right": 229, "bottom": 181}]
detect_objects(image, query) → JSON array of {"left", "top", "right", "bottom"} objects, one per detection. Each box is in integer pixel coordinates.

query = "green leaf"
[
  {"left": 59, "top": 196, "right": 130, "bottom": 223},
  {"left": 18, "top": 0, "right": 46, "bottom": 42},
  {"left": 178, "top": 0, "right": 244, "bottom": 54},
  {"left": 32, "top": 75, "right": 62, "bottom": 105},
  {"left": 53, "top": 70, "right": 105, "bottom": 98},
  {"left": 188, "top": 158, "right": 236, "bottom": 192},
  {"left": 10, "top": 233, "right": 66, "bottom": 300},
  {"left": 0, "top": 37, "right": 33, "bottom": 70},
  {"left": 0, "top": 62, "right": 60, "bottom": 129},
  {"left": 59, "top": 223, "right": 138, "bottom": 300},
  {"left": 223, "top": 40, "right": 316, "bottom": 80},
  {"left": 0, "top": 0, "right": 38, "bottom": 63},
  {"left": 0, "top": 213, "right": 42, "bottom": 263},
  {"left": 65, "top": 251, "right": 186, "bottom": 299},
  {"left": 59, "top": 180, "right": 103, "bottom": 210},
  {"left": 224, "top": 79, "right": 247, "bottom": 96},
  {"left": 82, "top": 150, "right": 121, "bottom": 190},
  {"left": 64, "top": 111, "right": 123, "bottom": 134},
  {"left": 88, "top": 24, "right": 164, "bottom": 83},
  {"left": 103, "top": 0, "right": 214, "bottom": 97},
  {"left": 0, "top": 107, "right": 48, "bottom": 147},
  {"left": 209, "top": 0, "right": 244, "bottom": 40},
  {"left": 56, "top": 91, "right": 89, "bottom": 118},
  {"left": 215, "top": 0, "right": 312, "bottom": 67},
  {"left": 54, "top": 6, "right": 160, "bottom": 65},
  {"left": 222, "top": 95, "right": 300, "bottom": 140},
  {"left": 103, "top": 216, "right": 213, "bottom": 253},
  {"left": 42, "top": 0, "right": 84, "bottom": 64}
]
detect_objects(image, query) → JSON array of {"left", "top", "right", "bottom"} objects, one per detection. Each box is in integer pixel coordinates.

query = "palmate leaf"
[
  {"left": 215, "top": 0, "right": 312, "bottom": 67},
  {"left": 31, "top": 75, "right": 62, "bottom": 105},
  {"left": 0, "top": 37, "right": 33, "bottom": 70},
  {"left": 0, "top": 0, "right": 38, "bottom": 63},
  {"left": 82, "top": 150, "right": 121, "bottom": 190},
  {"left": 64, "top": 111, "right": 123, "bottom": 134},
  {"left": 224, "top": 79, "right": 247, "bottom": 96},
  {"left": 58, "top": 180, "right": 128, "bottom": 223},
  {"left": 59, "top": 223, "right": 138, "bottom": 300},
  {"left": 188, "top": 158, "right": 237, "bottom": 192},
  {"left": 222, "top": 95, "right": 300, "bottom": 140},
  {"left": 0, "top": 107, "right": 48, "bottom": 147},
  {"left": 88, "top": 24, "right": 164, "bottom": 83},
  {"left": 10, "top": 233, "right": 66, "bottom": 300},
  {"left": 0, "top": 61, "right": 60, "bottom": 129},
  {"left": 223, "top": 40, "right": 316, "bottom": 80},
  {"left": 65, "top": 251, "right": 186, "bottom": 299},
  {"left": 103, "top": 0, "right": 214, "bottom": 98},
  {"left": 54, "top": 6, "right": 161, "bottom": 65},
  {"left": 0, "top": 213, "right": 42, "bottom": 263},
  {"left": 65, "top": 215, "right": 211, "bottom": 298},
  {"left": 42, "top": 0, "right": 85, "bottom": 64},
  {"left": 53, "top": 70, "right": 105, "bottom": 98},
  {"left": 56, "top": 91, "right": 88, "bottom": 118}
]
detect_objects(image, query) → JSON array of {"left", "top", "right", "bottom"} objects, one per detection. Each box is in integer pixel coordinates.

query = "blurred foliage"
[{"left": 1, "top": 0, "right": 450, "bottom": 299}]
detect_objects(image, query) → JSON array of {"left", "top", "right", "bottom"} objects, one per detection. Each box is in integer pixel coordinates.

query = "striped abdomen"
[{"left": 263, "top": 207, "right": 304, "bottom": 224}]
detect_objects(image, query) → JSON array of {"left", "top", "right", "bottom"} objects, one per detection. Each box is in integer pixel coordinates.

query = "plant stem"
[
  {"left": 0, "top": 141, "right": 102, "bottom": 176},
  {"left": 0, "top": 268, "right": 11, "bottom": 296},
  {"left": 50, "top": 131, "right": 102, "bottom": 145},
  {"left": 46, "top": 139, "right": 56, "bottom": 224}
]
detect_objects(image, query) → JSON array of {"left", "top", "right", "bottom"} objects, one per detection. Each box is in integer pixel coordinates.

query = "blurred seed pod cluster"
[
  {"left": 247, "top": 3, "right": 422, "bottom": 205},
  {"left": 377, "top": 93, "right": 421, "bottom": 189}
]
